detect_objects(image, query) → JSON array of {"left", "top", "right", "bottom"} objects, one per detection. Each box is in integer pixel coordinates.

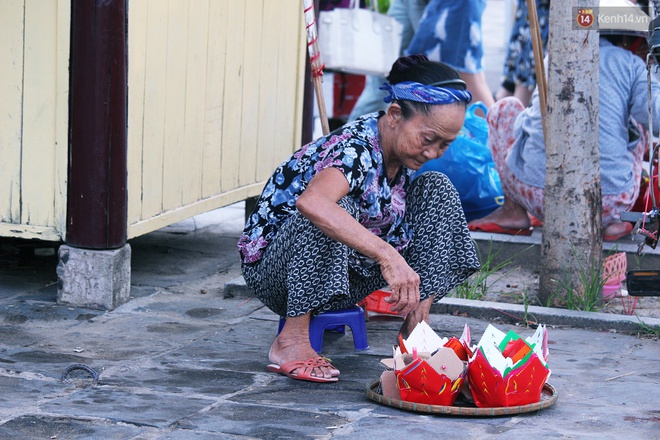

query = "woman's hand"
[
  {"left": 379, "top": 253, "right": 420, "bottom": 316},
  {"left": 297, "top": 168, "right": 422, "bottom": 317}
]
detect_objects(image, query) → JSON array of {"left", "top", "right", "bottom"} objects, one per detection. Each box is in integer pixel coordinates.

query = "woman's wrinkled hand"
[{"left": 379, "top": 254, "right": 420, "bottom": 316}]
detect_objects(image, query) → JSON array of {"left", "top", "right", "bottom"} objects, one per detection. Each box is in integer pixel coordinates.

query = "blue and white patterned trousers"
[{"left": 242, "top": 172, "right": 480, "bottom": 318}]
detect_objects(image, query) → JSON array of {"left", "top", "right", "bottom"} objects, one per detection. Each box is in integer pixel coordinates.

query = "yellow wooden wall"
[
  {"left": 126, "top": 0, "right": 307, "bottom": 238},
  {"left": 0, "top": 0, "right": 307, "bottom": 241},
  {"left": 0, "top": 0, "right": 70, "bottom": 241}
]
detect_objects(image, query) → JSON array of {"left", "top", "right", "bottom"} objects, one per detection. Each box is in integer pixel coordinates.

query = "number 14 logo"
[{"left": 576, "top": 8, "right": 595, "bottom": 28}]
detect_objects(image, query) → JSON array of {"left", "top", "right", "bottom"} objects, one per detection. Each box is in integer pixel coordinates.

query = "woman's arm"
[{"left": 296, "top": 167, "right": 420, "bottom": 315}]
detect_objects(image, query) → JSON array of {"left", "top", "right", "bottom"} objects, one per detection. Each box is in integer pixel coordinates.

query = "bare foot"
[
  {"left": 269, "top": 316, "right": 339, "bottom": 379},
  {"left": 467, "top": 200, "right": 531, "bottom": 231}
]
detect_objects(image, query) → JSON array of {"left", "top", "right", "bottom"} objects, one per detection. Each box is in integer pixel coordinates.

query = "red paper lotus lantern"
[
  {"left": 467, "top": 324, "right": 550, "bottom": 407},
  {"left": 397, "top": 359, "right": 466, "bottom": 406}
]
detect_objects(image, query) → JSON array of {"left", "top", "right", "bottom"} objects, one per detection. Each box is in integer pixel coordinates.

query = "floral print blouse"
[{"left": 238, "top": 112, "right": 414, "bottom": 266}]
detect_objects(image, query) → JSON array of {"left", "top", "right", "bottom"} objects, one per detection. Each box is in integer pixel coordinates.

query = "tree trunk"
[{"left": 539, "top": 2, "right": 602, "bottom": 306}]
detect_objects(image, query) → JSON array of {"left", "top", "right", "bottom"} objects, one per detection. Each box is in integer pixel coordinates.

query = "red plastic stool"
[{"left": 278, "top": 306, "right": 369, "bottom": 352}]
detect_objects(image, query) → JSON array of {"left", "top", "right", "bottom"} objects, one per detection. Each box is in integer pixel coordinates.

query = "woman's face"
[{"left": 387, "top": 103, "right": 466, "bottom": 171}]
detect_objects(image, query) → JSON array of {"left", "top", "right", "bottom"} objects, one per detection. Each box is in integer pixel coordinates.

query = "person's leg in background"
[
  {"left": 496, "top": 0, "right": 550, "bottom": 107},
  {"left": 460, "top": 71, "right": 495, "bottom": 110},
  {"left": 441, "top": 0, "right": 494, "bottom": 110},
  {"left": 404, "top": 0, "right": 494, "bottom": 112},
  {"left": 496, "top": 0, "right": 527, "bottom": 102}
]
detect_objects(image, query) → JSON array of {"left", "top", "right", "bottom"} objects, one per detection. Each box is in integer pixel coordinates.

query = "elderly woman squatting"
[{"left": 238, "top": 55, "right": 480, "bottom": 383}]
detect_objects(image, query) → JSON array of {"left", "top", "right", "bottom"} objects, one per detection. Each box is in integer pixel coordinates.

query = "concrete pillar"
[{"left": 57, "top": 245, "right": 131, "bottom": 310}]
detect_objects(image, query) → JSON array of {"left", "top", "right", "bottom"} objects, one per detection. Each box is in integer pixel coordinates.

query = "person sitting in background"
[
  {"left": 468, "top": 25, "right": 660, "bottom": 241},
  {"left": 238, "top": 55, "right": 479, "bottom": 383}
]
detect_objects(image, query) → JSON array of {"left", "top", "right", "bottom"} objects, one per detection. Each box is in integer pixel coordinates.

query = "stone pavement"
[{"left": 0, "top": 202, "right": 659, "bottom": 439}]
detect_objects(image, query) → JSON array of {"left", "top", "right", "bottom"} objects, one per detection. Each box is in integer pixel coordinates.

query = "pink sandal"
[{"left": 267, "top": 357, "right": 339, "bottom": 383}]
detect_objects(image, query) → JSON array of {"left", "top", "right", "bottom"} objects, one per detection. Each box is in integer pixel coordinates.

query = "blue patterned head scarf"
[{"left": 380, "top": 80, "right": 472, "bottom": 105}]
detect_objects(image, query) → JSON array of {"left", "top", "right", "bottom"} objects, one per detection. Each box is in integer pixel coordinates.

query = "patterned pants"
[
  {"left": 489, "top": 98, "right": 647, "bottom": 227},
  {"left": 242, "top": 172, "right": 480, "bottom": 318}
]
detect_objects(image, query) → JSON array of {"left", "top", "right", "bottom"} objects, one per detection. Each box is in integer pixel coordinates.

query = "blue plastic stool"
[{"left": 277, "top": 306, "right": 369, "bottom": 352}]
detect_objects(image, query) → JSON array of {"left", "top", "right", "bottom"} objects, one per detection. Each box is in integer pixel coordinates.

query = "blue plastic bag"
[{"left": 414, "top": 102, "right": 503, "bottom": 222}]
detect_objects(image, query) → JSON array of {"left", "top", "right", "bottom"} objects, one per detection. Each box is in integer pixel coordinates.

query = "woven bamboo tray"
[{"left": 366, "top": 380, "right": 558, "bottom": 416}]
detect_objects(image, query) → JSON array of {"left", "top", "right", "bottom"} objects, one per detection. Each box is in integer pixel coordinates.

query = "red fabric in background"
[{"left": 333, "top": 73, "right": 365, "bottom": 119}]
